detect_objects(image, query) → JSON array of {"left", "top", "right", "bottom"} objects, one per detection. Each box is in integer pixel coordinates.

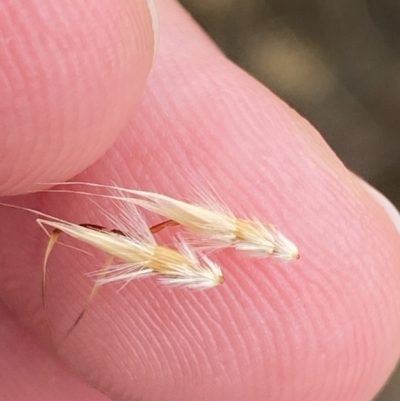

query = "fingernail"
[
  {"left": 146, "top": 0, "right": 159, "bottom": 61},
  {"left": 360, "top": 179, "right": 400, "bottom": 234}
]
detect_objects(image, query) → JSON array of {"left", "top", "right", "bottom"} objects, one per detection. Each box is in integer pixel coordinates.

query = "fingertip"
[
  {"left": 2, "top": 1, "right": 400, "bottom": 400},
  {"left": 359, "top": 177, "right": 400, "bottom": 234},
  {"left": 0, "top": 0, "right": 157, "bottom": 196}
]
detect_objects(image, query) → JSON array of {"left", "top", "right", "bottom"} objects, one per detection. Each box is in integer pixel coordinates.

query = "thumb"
[
  {"left": 1, "top": 1, "right": 400, "bottom": 401},
  {"left": 0, "top": 0, "right": 157, "bottom": 196}
]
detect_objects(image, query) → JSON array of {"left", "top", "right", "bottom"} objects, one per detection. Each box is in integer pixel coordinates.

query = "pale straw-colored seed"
[
  {"left": 45, "top": 182, "right": 300, "bottom": 261},
  {"left": 37, "top": 218, "right": 224, "bottom": 289}
]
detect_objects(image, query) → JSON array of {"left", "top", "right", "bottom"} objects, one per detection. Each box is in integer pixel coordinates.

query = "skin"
[{"left": 1, "top": 1, "right": 400, "bottom": 400}]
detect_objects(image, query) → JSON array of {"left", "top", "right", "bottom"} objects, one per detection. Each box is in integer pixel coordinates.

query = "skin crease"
[
  {"left": 1, "top": 0, "right": 400, "bottom": 400},
  {"left": 0, "top": 303, "right": 110, "bottom": 401}
]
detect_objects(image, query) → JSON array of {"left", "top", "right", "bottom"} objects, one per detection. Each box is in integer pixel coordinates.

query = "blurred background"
[{"left": 177, "top": 0, "right": 400, "bottom": 399}]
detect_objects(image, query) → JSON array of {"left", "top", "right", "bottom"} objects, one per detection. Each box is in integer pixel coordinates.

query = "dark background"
[{"left": 177, "top": 1, "right": 400, "bottom": 399}]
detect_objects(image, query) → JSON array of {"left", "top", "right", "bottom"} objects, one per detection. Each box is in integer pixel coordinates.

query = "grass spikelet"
[
  {"left": 52, "top": 182, "right": 300, "bottom": 261},
  {"left": 37, "top": 218, "right": 224, "bottom": 290}
]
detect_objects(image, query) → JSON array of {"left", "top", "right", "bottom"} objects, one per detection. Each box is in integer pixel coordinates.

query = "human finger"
[
  {"left": 1, "top": 0, "right": 400, "bottom": 400},
  {"left": 0, "top": 0, "right": 157, "bottom": 195}
]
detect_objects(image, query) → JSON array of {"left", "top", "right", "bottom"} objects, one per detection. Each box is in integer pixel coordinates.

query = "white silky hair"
[
  {"left": 50, "top": 182, "right": 299, "bottom": 261},
  {"left": 36, "top": 195, "right": 224, "bottom": 289}
]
